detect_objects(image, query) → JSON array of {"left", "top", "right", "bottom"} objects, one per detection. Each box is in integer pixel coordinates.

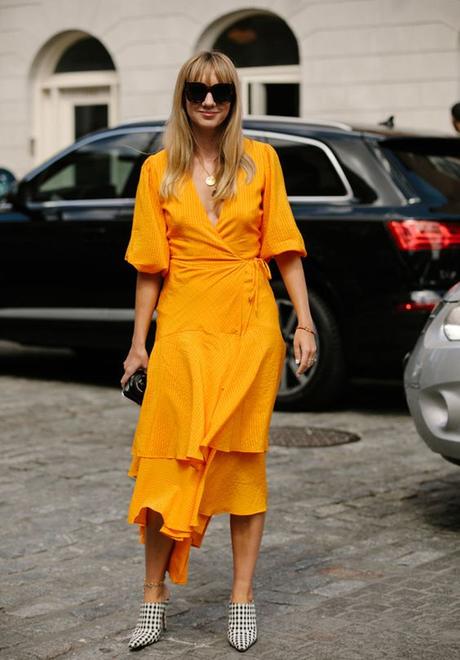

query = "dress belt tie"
[
  {"left": 243, "top": 257, "right": 272, "bottom": 334},
  {"left": 168, "top": 255, "right": 272, "bottom": 334}
]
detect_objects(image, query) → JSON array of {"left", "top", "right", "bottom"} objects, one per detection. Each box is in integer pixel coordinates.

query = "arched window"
[
  {"left": 55, "top": 37, "right": 115, "bottom": 73},
  {"left": 213, "top": 14, "right": 298, "bottom": 67},
  {"left": 31, "top": 32, "right": 118, "bottom": 163},
  {"left": 207, "top": 12, "right": 300, "bottom": 117}
]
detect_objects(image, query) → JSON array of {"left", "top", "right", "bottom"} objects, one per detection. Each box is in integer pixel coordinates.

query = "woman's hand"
[
  {"left": 120, "top": 343, "right": 149, "bottom": 388},
  {"left": 121, "top": 272, "right": 162, "bottom": 389},
  {"left": 294, "top": 328, "right": 317, "bottom": 376},
  {"left": 274, "top": 253, "right": 317, "bottom": 376}
]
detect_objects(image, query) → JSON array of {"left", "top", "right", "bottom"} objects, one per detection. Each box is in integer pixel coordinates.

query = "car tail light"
[
  {"left": 387, "top": 220, "right": 460, "bottom": 251},
  {"left": 395, "top": 290, "right": 442, "bottom": 313},
  {"left": 396, "top": 302, "right": 437, "bottom": 312}
]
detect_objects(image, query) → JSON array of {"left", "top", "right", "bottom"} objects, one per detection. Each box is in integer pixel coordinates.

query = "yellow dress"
[{"left": 124, "top": 137, "right": 307, "bottom": 584}]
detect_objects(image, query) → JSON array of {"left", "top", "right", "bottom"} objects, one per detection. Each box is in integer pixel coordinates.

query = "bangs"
[{"left": 186, "top": 55, "right": 234, "bottom": 85}]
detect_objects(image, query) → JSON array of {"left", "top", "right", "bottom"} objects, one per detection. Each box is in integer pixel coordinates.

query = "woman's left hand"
[{"left": 294, "top": 328, "right": 317, "bottom": 376}]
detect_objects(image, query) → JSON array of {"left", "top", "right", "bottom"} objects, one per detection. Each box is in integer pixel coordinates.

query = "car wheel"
[{"left": 273, "top": 284, "right": 347, "bottom": 411}]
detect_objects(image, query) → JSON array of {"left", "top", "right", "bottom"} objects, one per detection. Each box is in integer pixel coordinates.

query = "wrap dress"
[{"left": 124, "top": 136, "right": 307, "bottom": 584}]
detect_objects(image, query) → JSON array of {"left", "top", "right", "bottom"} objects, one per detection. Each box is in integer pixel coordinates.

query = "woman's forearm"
[
  {"left": 131, "top": 272, "right": 164, "bottom": 349},
  {"left": 275, "top": 252, "right": 314, "bottom": 327}
]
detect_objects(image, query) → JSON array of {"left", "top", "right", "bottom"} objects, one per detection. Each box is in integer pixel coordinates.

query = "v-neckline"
[
  {"left": 188, "top": 174, "right": 225, "bottom": 231},
  {"left": 186, "top": 138, "right": 249, "bottom": 232}
]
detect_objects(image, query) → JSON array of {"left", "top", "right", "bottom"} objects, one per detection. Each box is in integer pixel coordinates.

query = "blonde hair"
[{"left": 159, "top": 50, "right": 255, "bottom": 203}]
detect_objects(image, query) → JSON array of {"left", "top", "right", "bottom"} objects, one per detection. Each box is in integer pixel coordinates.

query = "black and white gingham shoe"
[
  {"left": 227, "top": 600, "right": 258, "bottom": 652},
  {"left": 128, "top": 601, "right": 168, "bottom": 651}
]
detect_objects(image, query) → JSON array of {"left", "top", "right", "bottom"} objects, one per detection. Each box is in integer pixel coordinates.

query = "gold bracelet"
[{"left": 296, "top": 325, "right": 316, "bottom": 335}]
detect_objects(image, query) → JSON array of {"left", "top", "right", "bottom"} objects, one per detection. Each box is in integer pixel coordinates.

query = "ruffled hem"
[{"left": 127, "top": 449, "right": 267, "bottom": 584}]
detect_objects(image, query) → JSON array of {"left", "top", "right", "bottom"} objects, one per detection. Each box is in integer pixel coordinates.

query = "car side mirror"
[
  {"left": 4, "top": 177, "right": 33, "bottom": 212},
  {"left": 0, "top": 168, "right": 16, "bottom": 202}
]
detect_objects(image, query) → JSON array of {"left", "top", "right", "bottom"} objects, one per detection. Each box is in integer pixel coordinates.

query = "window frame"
[
  {"left": 246, "top": 129, "right": 354, "bottom": 203},
  {"left": 25, "top": 127, "right": 163, "bottom": 210}
]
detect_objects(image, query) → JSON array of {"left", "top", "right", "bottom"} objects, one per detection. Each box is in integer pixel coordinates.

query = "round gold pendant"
[{"left": 205, "top": 175, "right": 216, "bottom": 186}]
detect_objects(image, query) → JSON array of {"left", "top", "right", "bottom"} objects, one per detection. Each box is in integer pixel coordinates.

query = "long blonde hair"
[{"left": 159, "top": 50, "right": 255, "bottom": 203}]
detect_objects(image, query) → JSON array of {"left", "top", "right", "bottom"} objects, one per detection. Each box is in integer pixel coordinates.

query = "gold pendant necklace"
[{"left": 196, "top": 153, "right": 217, "bottom": 187}]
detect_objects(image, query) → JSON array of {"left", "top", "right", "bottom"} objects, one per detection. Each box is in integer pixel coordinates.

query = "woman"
[{"left": 120, "top": 50, "right": 316, "bottom": 652}]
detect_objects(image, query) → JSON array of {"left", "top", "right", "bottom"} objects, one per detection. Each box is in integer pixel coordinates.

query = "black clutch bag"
[{"left": 121, "top": 367, "right": 147, "bottom": 405}]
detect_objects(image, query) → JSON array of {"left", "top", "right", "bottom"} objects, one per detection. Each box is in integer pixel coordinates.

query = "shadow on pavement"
[
  {"left": 0, "top": 340, "right": 408, "bottom": 412},
  {"left": 0, "top": 340, "right": 124, "bottom": 388},
  {"left": 404, "top": 472, "right": 460, "bottom": 532}
]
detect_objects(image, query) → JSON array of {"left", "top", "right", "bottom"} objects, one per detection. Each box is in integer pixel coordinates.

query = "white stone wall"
[
  {"left": 296, "top": 0, "right": 460, "bottom": 129},
  {"left": 0, "top": 0, "right": 459, "bottom": 177}
]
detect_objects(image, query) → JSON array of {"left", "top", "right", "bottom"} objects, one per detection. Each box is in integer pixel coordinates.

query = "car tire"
[{"left": 272, "top": 283, "right": 347, "bottom": 411}]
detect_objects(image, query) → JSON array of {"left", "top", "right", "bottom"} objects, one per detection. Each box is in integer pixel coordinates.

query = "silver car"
[{"left": 404, "top": 282, "right": 460, "bottom": 466}]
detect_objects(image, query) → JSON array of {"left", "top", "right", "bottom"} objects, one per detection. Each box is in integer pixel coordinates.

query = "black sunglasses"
[{"left": 184, "top": 82, "right": 235, "bottom": 104}]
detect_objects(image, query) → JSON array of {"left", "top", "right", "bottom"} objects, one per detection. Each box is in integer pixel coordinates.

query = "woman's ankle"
[
  {"left": 143, "top": 579, "right": 170, "bottom": 603},
  {"left": 230, "top": 582, "right": 254, "bottom": 603}
]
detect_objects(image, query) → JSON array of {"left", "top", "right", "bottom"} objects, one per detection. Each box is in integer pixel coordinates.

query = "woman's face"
[{"left": 184, "top": 70, "right": 233, "bottom": 133}]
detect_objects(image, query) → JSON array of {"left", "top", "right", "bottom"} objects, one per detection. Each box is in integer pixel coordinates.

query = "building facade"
[{"left": 1, "top": 0, "right": 460, "bottom": 177}]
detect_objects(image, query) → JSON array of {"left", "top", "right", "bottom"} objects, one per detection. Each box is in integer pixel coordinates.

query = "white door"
[
  {"left": 35, "top": 71, "right": 118, "bottom": 163},
  {"left": 239, "top": 65, "right": 300, "bottom": 117},
  {"left": 60, "top": 87, "right": 112, "bottom": 143}
]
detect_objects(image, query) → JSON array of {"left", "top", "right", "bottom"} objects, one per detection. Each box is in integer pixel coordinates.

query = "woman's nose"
[{"left": 202, "top": 92, "right": 216, "bottom": 107}]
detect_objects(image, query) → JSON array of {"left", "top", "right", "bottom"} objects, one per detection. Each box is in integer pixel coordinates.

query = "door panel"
[{"left": 1, "top": 130, "right": 159, "bottom": 311}]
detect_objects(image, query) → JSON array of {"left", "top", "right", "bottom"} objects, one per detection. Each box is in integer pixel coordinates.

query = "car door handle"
[
  {"left": 43, "top": 209, "right": 63, "bottom": 222},
  {"left": 82, "top": 227, "right": 107, "bottom": 236}
]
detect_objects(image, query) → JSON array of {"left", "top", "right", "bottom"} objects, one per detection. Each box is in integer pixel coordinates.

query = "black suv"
[{"left": 1, "top": 117, "right": 460, "bottom": 409}]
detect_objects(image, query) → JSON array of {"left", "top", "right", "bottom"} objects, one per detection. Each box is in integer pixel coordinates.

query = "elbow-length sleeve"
[
  {"left": 124, "top": 156, "right": 170, "bottom": 277},
  {"left": 260, "top": 143, "right": 308, "bottom": 262}
]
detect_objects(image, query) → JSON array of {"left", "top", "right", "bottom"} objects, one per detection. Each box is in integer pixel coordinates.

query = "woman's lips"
[{"left": 200, "top": 111, "right": 217, "bottom": 117}]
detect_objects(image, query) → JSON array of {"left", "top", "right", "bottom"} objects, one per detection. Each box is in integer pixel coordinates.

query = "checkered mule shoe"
[
  {"left": 128, "top": 600, "right": 168, "bottom": 651},
  {"left": 227, "top": 601, "right": 258, "bottom": 652}
]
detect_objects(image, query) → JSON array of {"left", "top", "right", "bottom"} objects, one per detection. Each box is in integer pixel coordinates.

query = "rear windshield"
[{"left": 380, "top": 138, "right": 460, "bottom": 214}]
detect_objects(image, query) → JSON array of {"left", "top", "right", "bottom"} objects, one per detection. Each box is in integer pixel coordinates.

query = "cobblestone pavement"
[{"left": 1, "top": 341, "right": 460, "bottom": 660}]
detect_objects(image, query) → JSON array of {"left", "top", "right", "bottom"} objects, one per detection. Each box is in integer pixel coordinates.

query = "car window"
[
  {"left": 266, "top": 137, "right": 348, "bottom": 197},
  {"left": 28, "top": 131, "right": 158, "bottom": 202},
  {"left": 381, "top": 137, "right": 460, "bottom": 213}
]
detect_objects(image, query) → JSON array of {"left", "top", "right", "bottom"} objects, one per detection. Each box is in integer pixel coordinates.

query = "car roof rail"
[
  {"left": 116, "top": 115, "right": 168, "bottom": 127},
  {"left": 116, "top": 114, "right": 354, "bottom": 132},
  {"left": 242, "top": 114, "right": 354, "bottom": 131}
]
